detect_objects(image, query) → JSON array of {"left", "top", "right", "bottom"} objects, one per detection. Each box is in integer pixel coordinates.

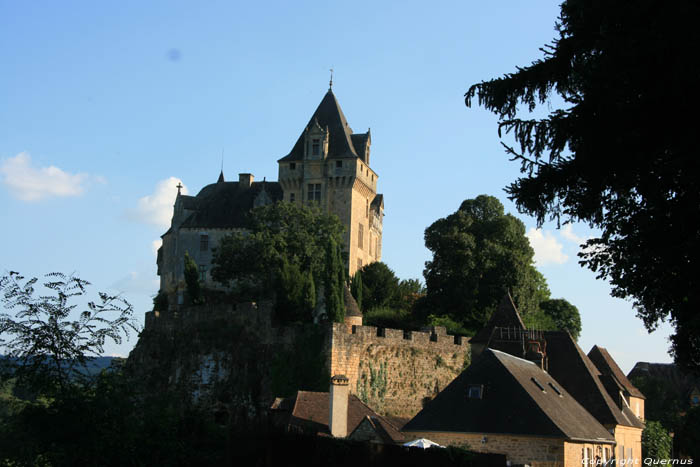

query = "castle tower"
[{"left": 277, "top": 89, "right": 383, "bottom": 277}]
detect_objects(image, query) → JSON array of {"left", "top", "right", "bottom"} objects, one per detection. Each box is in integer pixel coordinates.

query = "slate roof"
[
  {"left": 543, "top": 331, "right": 644, "bottom": 429},
  {"left": 370, "top": 194, "right": 384, "bottom": 211},
  {"left": 470, "top": 293, "right": 526, "bottom": 345},
  {"left": 350, "top": 132, "right": 370, "bottom": 163},
  {"left": 343, "top": 285, "right": 362, "bottom": 318},
  {"left": 178, "top": 180, "right": 283, "bottom": 229},
  {"left": 279, "top": 90, "right": 368, "bottom": 162},
  {"left": 403, "top": 348, "right": 615, "bottom": 443},
  {"left": 274, "top": 391, "right": 404, "bottom": 444},
  {"left": 588, "top": 345, "right": 645, "bottom": 399}
]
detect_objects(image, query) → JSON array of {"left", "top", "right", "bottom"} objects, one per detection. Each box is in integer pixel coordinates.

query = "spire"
[
  {"left": 329, "top": 67, "right": 334, "bottom": 90},
  {"left": 217, "top": 170, "right": 225, "bottom": 183}
]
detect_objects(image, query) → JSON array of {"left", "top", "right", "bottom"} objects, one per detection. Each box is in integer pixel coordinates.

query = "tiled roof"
[
  {"left": 588, "top": 345, "right": 645, "bottom": 399},
  {"left": 279, "top": 90, "right": 362, "bottom": 162},
  {"left": 277, "top": 391, "right": 404, "bottom": 444},
  {"left": 544, "top": 331, "right": 644, "bottom": 429},
  {"left": 179, "top": 180, "right": 283, "bottom": 229},
  {"left": 403, "top": 348, "right": 615, "bottom": 442}
]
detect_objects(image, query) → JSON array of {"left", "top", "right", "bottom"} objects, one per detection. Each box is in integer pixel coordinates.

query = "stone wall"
[
  {"left": 613, "top": 425, "right": 643, "bottom": 466},
  {"left": 329, "top": 323, "right": 470, "bottom": 418}
]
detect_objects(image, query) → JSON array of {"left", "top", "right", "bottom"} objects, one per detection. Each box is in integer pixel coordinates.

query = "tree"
[
  {"left": 211, "top": 202, "right": 346, "bottom": 323},
  {"left": 641, "top": 420, "right": 672, "bottom": 461},
  {"left": 0, "top": 271, "right": 137, "bottom": 397},
  {"left": 358, "top": 262, "right": 401, "bottom": 311},
  {"left": 540, "top": 298, "right": 582, "bottom": 339},
  {"left": 466, "top": 0, "right": 700, "bottom": 372},
  {"left": 422, "top": 195, "right": 545, "bottom": 331},
  {"left": 350, "top": 270, "right": 363, "bottom": 311},
  {"left": 183, "top": 252, "right": 201, "bottom": 304}
]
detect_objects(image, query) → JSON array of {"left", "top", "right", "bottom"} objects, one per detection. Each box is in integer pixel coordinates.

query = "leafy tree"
[
  {"left": 677, "top": 406, "right": 700, "bottom": 460},
  {"left": 642, "top": 420, "right": 672, "bottom": 461},
  {"left": 466, "top": 0, "right": 700, "bottom": 372},
  {"left": 211, "top": 202, "right": 345, "bottom": 322},
  {"left": 183, "top": 251, "right": 201, "bottom": 304},
  {"left": 539, "top": 298, "right": 582, "bottom": 339},
  {"left": 358, "top": 262, "right": 401, "bottom": 311},
  {"left": 422, "top": 195, "right": 545, "bottom": 332},
  {"left": 350, "top": 270, "right": 363, "bottom": 311},
  {"left": 0, "top": 272, "right": 137, "bottom": 397}
]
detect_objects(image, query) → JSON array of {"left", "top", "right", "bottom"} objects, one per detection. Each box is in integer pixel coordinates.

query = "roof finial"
[
  {"left": 176, "top": 181, "right": 183, "bottom": 195},
  {"left": 218, "top": 148, "right": 225, "bottom": 182},
  {"left": 329, "top": 67, "right": 334, "bottom": 90}
]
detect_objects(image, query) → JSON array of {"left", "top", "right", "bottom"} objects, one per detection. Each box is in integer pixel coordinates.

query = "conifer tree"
[
  {"left": 324, "top": 236, "right": 345, "bottom": 323},
  {"left": 351, "top": 270, "right": 363, "bottom": 311},
  {"left": 183, "top": 251, "right": 201, "bottom": 304}
]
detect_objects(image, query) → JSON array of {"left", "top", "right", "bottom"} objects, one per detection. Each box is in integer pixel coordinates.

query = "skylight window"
[
  {"left": 548, "top": 382, "right": 563, "bottom": 396},
  {"left": 531, "top": 377, "right": 547, "bottom": 393},
  {"left": 467, "top": 384, "right": 483, "bottom": 399}
]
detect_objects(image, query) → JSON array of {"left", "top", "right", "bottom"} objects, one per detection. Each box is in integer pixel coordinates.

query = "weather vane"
[{"left": 329, "top": 67, "right": 334, "bottom": 90}]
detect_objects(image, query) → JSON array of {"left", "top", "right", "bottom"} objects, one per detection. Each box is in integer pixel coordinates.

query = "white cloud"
[
  {"left": 0, "top": 152, "right": 92, "bottom": 201},
  {"left": 152, "top": 238, "right": 163, "bottom": 257},
  {"left": 129, "top": 177, "right": 187, "bottom": 228},
  {"left": 110, "top": 271, "right": 160, "bottom": 296},
  {"left": 561, "top": 224, "right": 587, "bottom": 244},
  {"left": 527, "top": 228, "right": 568, "bottom": 266}
]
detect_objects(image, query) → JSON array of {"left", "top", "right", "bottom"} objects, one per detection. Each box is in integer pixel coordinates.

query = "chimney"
[
  {"left": 239, "top": 173, "right": 254, "bottom": 189},
  {"left": 329, "top": 374, "right": 349, "bottom": 437}
]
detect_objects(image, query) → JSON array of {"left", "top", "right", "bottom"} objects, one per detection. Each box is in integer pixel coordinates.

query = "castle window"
[
  {"left": 200, "top": 234, "right": 209, "bottom": 251},
  {"left": 199, "top": 265, "right": 207, "bottom": 281},
  {"left": 312, "top": 139, "right": 320, "bottom": 156},
  {"left": 358, "top": 223, "right": 364, "bottom": 249},
  {"left": 548, "top": 382, "right": 563, "bottom": 396},
  {"left": 290, "top": 192, "right": 296, "bottom": 202},
  {"left": 336, "top": 160, "right": 342, "bottom": 168},
  {"left": 307, "top": 184, "right": 321, "bottom": 202},
  {"left": 366, "top": 199, "right": 369, "bottom": 218},
  {"left": 357, "top": 258, "right": 362, "bottom": 270},
  {"left": 467, "top": 384, "right": 483, "bottom": 399},
  {"left": 369, "top": 233, "right": 373, "bottom": 256},
  {"left": 290, "top": 163, "right": 296, "bottom": 170}
]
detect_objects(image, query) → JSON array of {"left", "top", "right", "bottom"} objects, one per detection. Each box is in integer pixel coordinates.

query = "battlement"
[{"left": 340, "top": 323, "right": 469, "bottom": 348}]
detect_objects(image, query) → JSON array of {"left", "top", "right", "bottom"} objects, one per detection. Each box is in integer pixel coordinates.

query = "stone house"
[
  {"left": 403, "top": 295, "right": 646, "bottom": 467},
  {"left": 157, "top": 87, "right": 384, "bottom": 303}
]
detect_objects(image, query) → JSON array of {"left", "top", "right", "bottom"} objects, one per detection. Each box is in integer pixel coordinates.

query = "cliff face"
[{"left": 126, "top": 303, "right": 470, "bottom": 421}]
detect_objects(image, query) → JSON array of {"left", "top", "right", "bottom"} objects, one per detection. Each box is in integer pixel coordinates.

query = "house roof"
[
  {"left": 279, "top": 90, "right": 368, "bottom": 162},
  {"left": 403, "top": 348, "right": 615, "bottom": 443},
  {"left": 588, "top": 345, "right": 645, "bottom": 399},
  {"left": 470, "top": 293, "right": 526, "bottom": 345},
  {"left": 277, "top": 390, "right": 404, "bottom": 444},
  {"left": 178, "top": 180, "right": 283, "bottom": 229},
  {"left": 543, "top": 331, "right": 644, "bottom": 429}
]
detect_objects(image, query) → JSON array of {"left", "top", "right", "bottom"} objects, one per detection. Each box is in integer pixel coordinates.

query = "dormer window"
[
  {"left": 467, "top": 384, "right": 483, "bottom": 399},
  {"left": 312, "top": 139, "right": 320, "bottom": 156},
  {"left": 290, "top": 163, "right": 296, "bottom": 170}
]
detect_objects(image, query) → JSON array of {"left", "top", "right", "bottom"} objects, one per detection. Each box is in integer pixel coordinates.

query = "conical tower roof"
[
  {"left": 470, "top": 293, "right": 526, "bottom": 345},
  {"left": 278, "top": 90, "right": 361, "bottom": 162}
]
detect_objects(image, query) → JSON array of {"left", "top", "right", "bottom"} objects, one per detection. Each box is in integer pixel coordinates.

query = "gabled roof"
[
  {"left": 276, "top": 391, "right": 404, "bottom": 444},
  {"left": 588, "top": 345, "right": 645, "bottom": 399},
  {"left": 403, "top": 348, "right": 614, "bottom": 443},
  {"left": 470, "top": 293, "right": 526, "bottom": 345},
  {"left": 178, "top": 180, "right": 283, "bottom": 229},
  {"left": 279, "top": 90, "right": 364, "bottom": 162},
  {"left": 350, "top": 132, "right": 370, "bottom": 163},
  {"left": 370, "top": 194, "right": 384, "bottom": 211},
  {"left": 543, "top": 332, "right": 644, "bottom": 429}
]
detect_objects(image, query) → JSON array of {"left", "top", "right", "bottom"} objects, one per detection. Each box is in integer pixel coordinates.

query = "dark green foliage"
[
  {"left": 427, "top": 314, "right": 471, "bottom": 336},
  {"left": 359, "top": 262, "right": 400, "bottom": 310},
  {"left": 642, "top": 420, "right": 672, "bottom": 461},
  {"left": 629, "top": 374, "right": 683, "bottom": 431},
  {"left": 0, "top": 272, "right": 137, "bottom": 398},
  {"left": 422, "top": 195, "right": 545, "bottom": 332},
  {"left": 677, "top": 406, "right": 700, "bottom": 460},
  {"left": 152, "top": 290, "right": 168, "bottom": 311},
  {"left": 324, "top": 236, "right": 345, "bottom": 323},
  {"left": 350, "top": 270, "right": 363, "bottom": 311},
  {"left": 466, "top": 0, "right": 700, "bottom": 372},
  {"left": 184, "top": 251, "right": 202, "bottom": 304},
  {"left": 363, "top": 307, "right": 413, "bottom": 330},
  {"left": 211, "top": 202, "right": 345, "bottom": 323},
  {"left": 269, "top": 326, "right": 329, "bottom": 398},
  {"left": 539, "top": 298, "right": 582, "bottom": 339}
]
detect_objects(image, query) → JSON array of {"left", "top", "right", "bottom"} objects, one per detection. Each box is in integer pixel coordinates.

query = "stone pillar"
[{"left": 329, "top": 374, "right": 349, "bottom": 438}]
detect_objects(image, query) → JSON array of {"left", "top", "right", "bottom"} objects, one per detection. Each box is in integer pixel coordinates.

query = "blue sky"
[{"left": 0, "top": 0, "right": 673, "bottom": 372}]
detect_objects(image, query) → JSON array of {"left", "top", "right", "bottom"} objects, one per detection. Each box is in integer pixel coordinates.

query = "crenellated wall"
[
  {"left": 329, "top": 323, "right": 470, "bottom": 418},
  {"left": 133, "top": 305, "right": 470, "bottom": 420}
]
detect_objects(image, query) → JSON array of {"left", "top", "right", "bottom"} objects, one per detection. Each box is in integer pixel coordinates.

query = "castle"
[{"left": 156, "top": 87, "right": 383, "bottom": 305}]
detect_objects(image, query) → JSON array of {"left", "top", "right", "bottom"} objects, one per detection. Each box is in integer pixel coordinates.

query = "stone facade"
[
  {"left": 611, "top": 424, "right": 643, "bottom": 466},
  {"left": 328, "top": 323, "right": 470, "bottom": 418},
  {"left": 134, "top": 304, "right": 469, "bottom": 420}
]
